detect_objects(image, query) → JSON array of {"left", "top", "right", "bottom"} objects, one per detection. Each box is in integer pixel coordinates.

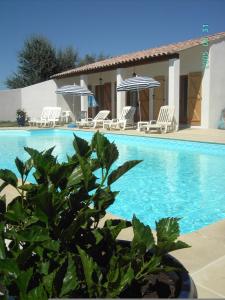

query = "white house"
[
  {"left": 0, "top": 31, "right": 225, "bottom": 129},
  {"left": 51, "top": 31, "right": 225, "bottom": 129}
]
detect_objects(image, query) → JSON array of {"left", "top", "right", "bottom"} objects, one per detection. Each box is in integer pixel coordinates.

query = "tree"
[
  {"left": 78, "top": 52, "right": 110, "bottom": 67},
  {"left": 6, "top": 36, "right": 78, "bottom": 89},
  {"left": 6, "top": 34, "right": 110, "bottom": 89},
  {"left": 55, "top": 46, "right": 79, "bottom": 74}
]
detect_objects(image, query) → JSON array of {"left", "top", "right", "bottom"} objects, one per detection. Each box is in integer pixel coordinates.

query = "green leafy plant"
[
  {"left": 16, "top": 109, "right": 27, "bottom": 126},
  {"left": 0, "top": 132, "right": 190, "bottom": 299}
]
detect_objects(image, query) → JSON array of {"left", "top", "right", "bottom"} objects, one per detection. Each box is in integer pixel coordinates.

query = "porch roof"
[{"left": 51, "top": 32, "right": 225, "bottom": 79}]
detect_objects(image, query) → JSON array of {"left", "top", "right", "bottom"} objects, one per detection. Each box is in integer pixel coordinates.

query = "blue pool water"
[{"left": 0, "top": 129, "right": 225, "bottom": 233}]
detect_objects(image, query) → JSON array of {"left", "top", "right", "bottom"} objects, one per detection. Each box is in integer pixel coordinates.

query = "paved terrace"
[{"left": 1, "top": 126, "right": 225, "bottom": 297}]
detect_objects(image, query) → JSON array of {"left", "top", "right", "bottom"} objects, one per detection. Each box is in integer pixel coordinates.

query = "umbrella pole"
[
  {"left": 73, "top": 95, "right": 75, "bottom": 122},
  {"left": 138, "top": 90, "right": 141, "bottom": 121}
]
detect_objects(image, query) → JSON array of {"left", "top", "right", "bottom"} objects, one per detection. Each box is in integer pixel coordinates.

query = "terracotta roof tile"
[{"left": 51, "top": 32, "right": 225, "bottom": 79}]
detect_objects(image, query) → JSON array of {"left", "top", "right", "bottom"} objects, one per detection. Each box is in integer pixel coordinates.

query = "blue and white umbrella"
[
  {"left": 88, "top": 95, "right": 98, "bottom": 108},
  {"left": 56, "top": 84, "right": 94, "bottom": 96},
  {"left": 56, "top": 84, "right": 94, "bottom": 118},
  {"left": 117, "top": 76, "right": 160, "bottom": 121}
]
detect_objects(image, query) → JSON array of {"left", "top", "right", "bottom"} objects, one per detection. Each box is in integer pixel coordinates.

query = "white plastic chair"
[
  {"left": 45, "top": 107, "right": 62, "bottom": 127},
  {"left": 77, "top": 110, "right": 110, "bottom": 128},
  {"left": 29, "top": 107, "right": 62, "bottom": 127},
  {"left": 139, "top": 105, "right": 175, "bottom": 133},
  {"left": 103, "top": 106, "right": 136, "bottom": 130},
  {"left": 28, "top": 107, "right": 52, "bottom": 127}
]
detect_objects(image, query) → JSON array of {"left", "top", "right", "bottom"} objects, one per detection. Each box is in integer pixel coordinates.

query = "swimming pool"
[{"left": 1, "top": 129, "right": 225, "bottom": 233}]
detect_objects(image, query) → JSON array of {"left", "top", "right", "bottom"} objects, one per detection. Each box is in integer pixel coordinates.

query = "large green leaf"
[
  {"left": 131, "top": 215, "right": 155, "bottom": 255},
  {"left": 26, "top": 284, "right": 48, "bottom": 300},
  {"left": 0, "top": 169, "right": 18, "bottom": 187},
  {"left": 15, "top": 157, "right": 25, "bottom": 178},
  {"left": 155, "top": 218, "right": 190, "bottom": 255},
  {"left": 0, "top": 259, "right": 19, "bottom": 277},
  {"left": 42, "top": 271, "right": 56, "bottom": 298},
  {"left": 12, "top": 226, "right": 50, "bottom": 242},
  {"left": 60, "top": 253, "right": 79, "bottom": 297},
  {"left": 77, "top": 246, "right": 102, "bottom": 297},
  {"left": 0, "top": 224, "right": 6, "bottom": 259},
  {"left": 6, "top": 199, "right": 27, "bottom": 222},
  {"left": 107, "top": 160, "right": 142, "bottom": 185},
  {"left": 135, "top": 255, "right": 162, "bottom": 280},
  {"left": 0, "top": 196, "right": 6, "bottom": 216},
  {"left": 92, "top": 131, "right": 119, "bottom": 170},
  {"left": 106, "top": 257, "right": 134, "bottom": 298},
  {"left": 156, "top": 217, "right": 180, "bottom": 243},
  {"left": 93, "top": 188, "right": 118, "bottom": 211},
  {"left": 17, "top": 268, "right": 33, "bottom": 297},
  {"left": 73, "top": 134, "right": 90, "bottom": 157},
  {"left": 104, "top": 219, "right": 132, "bottom": 240}
]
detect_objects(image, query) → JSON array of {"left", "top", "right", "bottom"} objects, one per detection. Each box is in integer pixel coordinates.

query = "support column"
[
  {"left": 80, "top": 75, "right": 88, "bottom": 113},
  {"left": 168, "top": 58, "right": 180, "bottom": 130},
  {"left": 116, "top": 68, "right": 126, "bottom": 118},
  {"left": 201, "top": 66, "right": 210, "bottom": 128},
  {"left": 111, "top": 81, "right": 116, "bottom": 118}
]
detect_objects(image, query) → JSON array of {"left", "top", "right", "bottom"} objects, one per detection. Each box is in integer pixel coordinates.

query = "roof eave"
[{"left": 51, "top": 53, "right": 179, "bottom": 79}]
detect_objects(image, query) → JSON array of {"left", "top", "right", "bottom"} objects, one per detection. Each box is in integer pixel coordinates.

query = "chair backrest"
[
  {"left": 41, "top": 107, "right": 52, "bottom": 119},
  {"left": 157, "top": 105, "right": 174, "bottom": 125},
  {"left": 48, "top": 107, "right": 62, "bottom": 121},
  {"left": 120, "top": 106, "right": 136, "bottom": 122},
  {"left": 93, "top": 110, "right": 110, "bottom": 120}
]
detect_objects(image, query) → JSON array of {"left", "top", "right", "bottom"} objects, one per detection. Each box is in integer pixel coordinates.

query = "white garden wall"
[
  {"left": 0, "top": 88, "right": 22, "bottom": 121},
  {"left": 21, "top": 80, "right": 57, "bottom": 119}
]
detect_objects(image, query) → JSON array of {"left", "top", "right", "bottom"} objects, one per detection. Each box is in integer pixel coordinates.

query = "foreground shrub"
[{"left": 0, "top": 132, "right": 189, "bottom": 299}]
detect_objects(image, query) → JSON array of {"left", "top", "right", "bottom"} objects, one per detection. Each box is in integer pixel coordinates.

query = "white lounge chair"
[
  {"left": 103, "top": 106, "right": 136, "bottom": 130},
  {"left": 28, "top": 107, "right": 52, "bottom": 127},
  {"left": 77, "top": 110, "right": 110, "bottom": 128},
  {"left": 29, "top": 107, "right": 62, "bottom": 127},
  {"left": 45, "top": 107, "right": 62, "bottom": 127},
  {"left": 138, "top": 105, "right": 175, "bottom": 133}
]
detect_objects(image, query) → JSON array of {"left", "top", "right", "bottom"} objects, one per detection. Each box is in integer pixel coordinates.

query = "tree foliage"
[
  {"left": 78, "top": 52, "right": 110, "bottom": 67},
  {"left": 6, "top": 35, "right": 110, "bottom": 89}
]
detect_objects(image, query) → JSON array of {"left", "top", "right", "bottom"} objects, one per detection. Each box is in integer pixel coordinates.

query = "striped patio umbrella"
[
  {"left": 117, "top": 76, "right": 160, "bottom": 121},
  {"left": 56, "top": 84, "right": 94, "bottom": 118}
]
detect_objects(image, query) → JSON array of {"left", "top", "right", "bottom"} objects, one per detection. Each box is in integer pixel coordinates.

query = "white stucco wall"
[
  {"left": 0, "top": 88, "right": 22, "bottom": 121},
  {"left": 208, "top": 40, "right": 225, "bottom": 128},
  {"left": 21, "top": 80, "right": 57, "bottom": 119},
  {"left": 55, "top": 77, "right": 81, "bottom": 121}
]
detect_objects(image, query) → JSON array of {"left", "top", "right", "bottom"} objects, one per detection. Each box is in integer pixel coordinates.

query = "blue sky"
[{"left": 0, "top": 0, "right": 224, "bottom": 89}]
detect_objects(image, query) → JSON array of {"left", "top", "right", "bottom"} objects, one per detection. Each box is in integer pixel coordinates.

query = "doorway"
[
  {"left": 187, "top": 72, "right": 202, "bottom": 125},
  {"left": 179, "top": 75, "right": 188, "bottom": 124},
  {"left": 126, "top": 89, "right": 149, "bottom": 122},
  {"left": 153, "top": 76, "right": 165, "bottom": 119},
  {"left": 179, "top": 72, "right": 202, "bottom": 126}
]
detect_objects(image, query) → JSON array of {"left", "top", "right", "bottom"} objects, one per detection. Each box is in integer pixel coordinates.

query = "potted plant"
[
  {"left": 16, "top": 109, "right": 27, "bottom": 126},
  {"left": 0, "top": 132, "right": 197, "bottom": 299}
]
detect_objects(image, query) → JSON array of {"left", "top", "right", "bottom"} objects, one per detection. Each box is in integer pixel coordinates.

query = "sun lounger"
[
  {"left": 77, "top": 110, "right": 110, "bottom": 128},
  {"left": 138, "top": 105, "right": 174, "bottom": 133},
  {"left": 103, "top": 106, "right": 136, "bottom": 130},
  {"left": 29, "top": 107, "right": 62, "bottom": 127}
]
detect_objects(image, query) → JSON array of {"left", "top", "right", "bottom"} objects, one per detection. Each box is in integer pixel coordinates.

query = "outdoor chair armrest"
[{"left": 149, "top": 120, "right": 157, "bottom": 124}]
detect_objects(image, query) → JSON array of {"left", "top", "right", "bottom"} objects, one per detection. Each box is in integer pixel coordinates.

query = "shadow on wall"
[{"left": 56, "top": 94, "right": 81, "bottom": 121}]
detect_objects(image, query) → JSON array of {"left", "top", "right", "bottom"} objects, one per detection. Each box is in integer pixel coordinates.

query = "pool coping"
[{"left": 1, "top": 125, "right": 225, "bottom": 145}]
